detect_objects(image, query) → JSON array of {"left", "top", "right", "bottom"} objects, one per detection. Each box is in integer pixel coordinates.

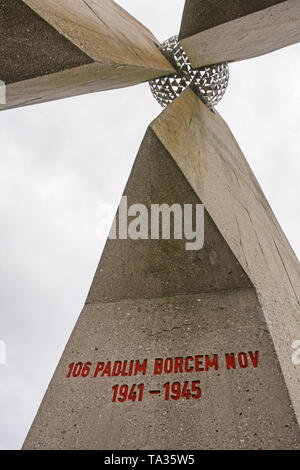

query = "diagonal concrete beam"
[
  {"left": 0, "top": 0, "right": 174, "bottom": 110},
  {"left": 151, "top": 89, "right": 300, "bottom": 426},
  {"left": 179, "top": 0, "right": 300, "bottom": 67},
  {"left": 179, "top": 0, "right": 287, "bottom": 39}
]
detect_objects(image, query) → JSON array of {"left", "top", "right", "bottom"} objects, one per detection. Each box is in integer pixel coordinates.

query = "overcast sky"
[{"left": 0, "top": 0, "right": 299, "bottom": 450}]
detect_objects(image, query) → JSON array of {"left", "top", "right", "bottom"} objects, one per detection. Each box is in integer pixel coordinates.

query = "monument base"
[
  {"left": 23, "top": 124, "right": 300, "bottom": 449},
  {"left": 23, "top": 287, "right": 300, "bottom": 449}
]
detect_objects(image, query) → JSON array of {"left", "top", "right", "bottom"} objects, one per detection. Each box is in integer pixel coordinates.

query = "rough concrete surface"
[
  {"left": 87, "top": 128, "right": 251, "bottom": 304},
  {"left": 23, "top": 121, "right": 300, "bottom": 449},
  {"left": 151, "top": 89, "right": 300, "bottom": 428},
  {"left": 0, "top": 0, "right": 174, "bottom": 110},
  {"left": 0, "top": 0, "right": 93, "bottom": 85},
  {"left": 179, "top": 0, "right": 286, "bottom": 39},
  {"left": 179, "top": 0, "right": 300, "bottom": 66},
  {"left": 23, "top": 289, "right": 300, "bottom": 449}
]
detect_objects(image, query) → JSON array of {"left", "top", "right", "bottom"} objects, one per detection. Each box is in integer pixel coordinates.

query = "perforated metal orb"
[{"left": 149, "top": 35, "right": 229, "bottom": 108}]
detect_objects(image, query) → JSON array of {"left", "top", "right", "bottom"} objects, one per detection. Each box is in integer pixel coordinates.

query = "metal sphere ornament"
[{"left": 149, "top": 35, "right": 229, "bottom": 108}]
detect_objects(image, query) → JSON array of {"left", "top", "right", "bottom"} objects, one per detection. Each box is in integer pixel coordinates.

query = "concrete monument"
[{"left": 1, "top": 0, "right": 300, "bottom": 449}]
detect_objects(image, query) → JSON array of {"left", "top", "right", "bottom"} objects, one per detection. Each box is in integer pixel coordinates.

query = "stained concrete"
[
  {"left": 179, "top": 0, "right": 286, "bottom": 39},
  {"left": 0, "top": 0, "right": 174, "bottom": 110},
  {"left": 179, "top": 0, "right": 300, "bottom": 67},
  {"left": 23, "top": 124, "right": 300, "bottom": 449},
  {"left": 87, "top": 128, "right": 251, "bottom": 304},
  {"left": 0, "top": 0, "right": 93, "bottom": 84},
  {"left": 151, "top": 89, "right": 300, "bottom": 428},
  {"left": 23, "top": 292, "right": 300, "bottom": 449}
]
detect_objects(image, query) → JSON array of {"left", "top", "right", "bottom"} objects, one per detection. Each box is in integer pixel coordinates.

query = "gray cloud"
[{"left": 0, "top": 1, "right": 299, "bottom": 449}]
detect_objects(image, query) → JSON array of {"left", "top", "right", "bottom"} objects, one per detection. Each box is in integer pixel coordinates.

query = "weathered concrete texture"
[
  {"left": 23, "top": 289, "right": 300, "bottom": 449},
  {"left": 0, "top": 0, "right": 93, "bottom": 84},
  {"left": 179, "top": 0, "right": 286, "bottom": 39},
  {"left": 179, "top": 0, "right": 300, "bottom": 67},
  {"left": 23, "top": 121, "right": 300, "bottom": 449},
  {"left": 151, "top": 89, "right": 300, "bottom": 428},
  {"left": 1, "top": 62, "right": 171, "bottom": 111},
  {"left": 87, "top": 127, "right": 251, "bottom": 304},
  {"left": 1, "top": 0, "right": 174, "bottom": 110}
]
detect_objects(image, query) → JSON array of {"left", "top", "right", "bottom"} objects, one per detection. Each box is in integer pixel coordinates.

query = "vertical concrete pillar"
[{"left": 23, "top": 108, "right": 300, "bottom": 448}]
